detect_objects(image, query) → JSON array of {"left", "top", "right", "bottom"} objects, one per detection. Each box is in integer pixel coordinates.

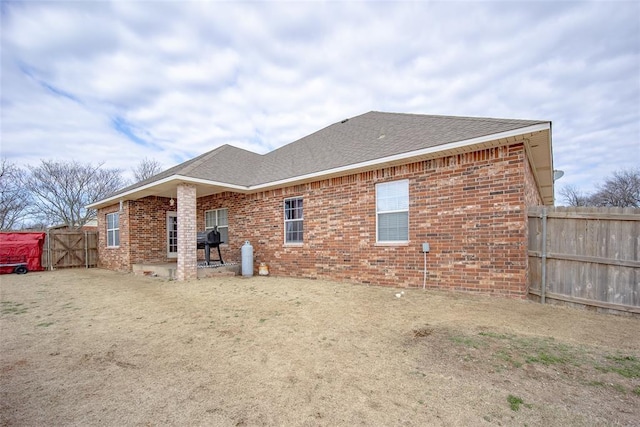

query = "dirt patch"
[{"left": 1, "top": 269, "right": 638, "bottom": 426}]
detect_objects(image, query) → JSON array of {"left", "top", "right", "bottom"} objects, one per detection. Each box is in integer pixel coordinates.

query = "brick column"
[{"left": 177, "top": 183, "right": 197, "bottom": 281}]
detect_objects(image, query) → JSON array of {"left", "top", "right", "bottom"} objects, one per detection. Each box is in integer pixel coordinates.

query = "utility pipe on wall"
[
  {"left": 422, "top": 243, "right": 430, "bottom": 289},
  {"left": 423, "top": 251, "right": 427, "bottom": 290}
]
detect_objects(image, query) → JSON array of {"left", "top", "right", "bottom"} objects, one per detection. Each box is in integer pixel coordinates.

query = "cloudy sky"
[{"left": 1, "top": 0, "right": 638, "bottom": 200}]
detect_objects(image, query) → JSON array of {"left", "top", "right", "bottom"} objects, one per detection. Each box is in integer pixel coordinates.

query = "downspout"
[{"left": 540, "top": 207, "right": 548, "bottom": 304}]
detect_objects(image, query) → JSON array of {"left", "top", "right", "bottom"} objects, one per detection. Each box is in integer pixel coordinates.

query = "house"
[{"left": 88, "top": 111, "right": 554, "bottom": 297}]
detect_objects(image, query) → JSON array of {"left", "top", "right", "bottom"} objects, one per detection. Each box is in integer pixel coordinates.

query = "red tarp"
[{"left": 0, "top": 232, "right": 46, "bottom": 274}]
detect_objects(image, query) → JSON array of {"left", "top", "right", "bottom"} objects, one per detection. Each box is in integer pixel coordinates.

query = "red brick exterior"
[
  {"left": 129, "top": 197, "right": 175, "bottom": 264},
  {"left": 97, "top": 203, "right": 130, "bottom": 271},
  {"left": 523, "top": 154, "right": 544, "bottom": 207},
  {"left": 97, "top": 198, "right": 176, "bottom": 270},
  {"left": 98, "top": 143, "right": 541, "bottom": 297}
]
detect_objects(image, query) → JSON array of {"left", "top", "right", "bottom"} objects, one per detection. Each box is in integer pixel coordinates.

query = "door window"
[{"left": 167, "top": 212, "right": 177, "bottom": 258}]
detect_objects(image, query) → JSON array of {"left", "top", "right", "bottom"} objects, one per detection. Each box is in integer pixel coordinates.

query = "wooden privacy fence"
[
  {"left": 42, "top": 230, "right": 98, "bottom": 270},
  {"left": 528, "top": 206, "right": 639, "bottom": 315}
]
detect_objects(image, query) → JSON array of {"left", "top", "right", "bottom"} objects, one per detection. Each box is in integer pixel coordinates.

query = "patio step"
[
  {"left": 132, "top": 262, "right": 240, "bottom": 280},
  {"left": 197, "top": 262, "right": 240, "bottom": 278}
]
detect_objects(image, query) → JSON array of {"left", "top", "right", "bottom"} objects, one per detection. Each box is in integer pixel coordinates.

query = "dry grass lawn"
[{"left": 1, "top": 269, "right": 639, "bottom": 426}]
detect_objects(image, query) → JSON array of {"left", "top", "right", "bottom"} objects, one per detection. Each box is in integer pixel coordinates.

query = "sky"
[{"left": 1, "top": 0, "right": 639, "bottom": 201}]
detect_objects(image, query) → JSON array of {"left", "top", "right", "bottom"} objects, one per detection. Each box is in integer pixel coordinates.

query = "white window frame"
[
  {"left": 284, "top": 197, "right": 303, "bottom": 244},
  {"left": 376, "top": 180, "right": 409, "bottom": 243},
  {"left": 166, "top": 211, "right": 177, "bottom": 258},
  {"left": 106, "top": 212, "right": 120, "bottom": 247},
  {"left": 205, "top": 208, "right": 229, "bottom": 244}
]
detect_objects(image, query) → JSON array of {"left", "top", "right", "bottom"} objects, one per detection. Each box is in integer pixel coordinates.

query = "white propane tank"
[{"left": 241, "top": 241, "right": 254, "bottom": 277}]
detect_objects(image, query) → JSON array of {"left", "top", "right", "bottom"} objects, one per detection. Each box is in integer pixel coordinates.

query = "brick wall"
[
  {"left": 98, "top": 197, "right": 176, "bottom": 271},
  {"left": 96, "top": 202, "right": 130, "bottom": 271},
  {"left": 129, "top": 197, "right": 175, "bottom": 264},
  {"left": 196, "top": 143, "right": 532, "bottom": 298},
  {"left": 523, "top": 155, "right": 543, "bottom": 207},
  {"left": 97, "top": 143, "right": 534, "bottom": 297}
]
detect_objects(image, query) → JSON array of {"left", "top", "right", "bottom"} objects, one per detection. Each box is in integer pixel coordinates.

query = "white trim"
[
  {"left": 376, "top": 179, "right": 409, "bottom": 243},
  {"left": 166, "top": 211, "right": 177, "bottom": 258},
  {"left": 173, "top": 175, "right": 248, "bottom": 190},
  {"left": 283, "top": 196, "right": 304, "bottom": 244},
  {"left": 204, "top": 208, "right": 229, "bottom": 244},
  {"left": 106, "top": 212, "right": 120, "bottom": 247},
  {"left": 87, "top": 175, "right": 247, "bottom": 209}
]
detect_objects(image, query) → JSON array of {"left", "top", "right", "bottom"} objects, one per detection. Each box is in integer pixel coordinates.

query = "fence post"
[
  {"left": 47, "top": 230, "right": 52, "bottom": 271},
  {"left": 540, "top": 207, "right": 548, "bottom": 305}
]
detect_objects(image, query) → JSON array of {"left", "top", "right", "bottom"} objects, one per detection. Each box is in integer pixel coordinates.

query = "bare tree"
[
  {"left": 132, "top": 157, "right": 163, "bottom": 182},
  {"left": 0, "top": 158, "right": 32, "bottom": 230},
  {"left": 590, "top": 168, "right": 640, "bottom": 208},
  {"left": 558, "top": 184, "right": 591, "bottom": 207},
  {"left": 20, "top": 221, "right": 48, "bottom": 231},
  {"left": 23, "top": 160, "right": 125, "bottom": 229},
  {"left": 559, "top": 168, "right": 640, "bottom": 208}
]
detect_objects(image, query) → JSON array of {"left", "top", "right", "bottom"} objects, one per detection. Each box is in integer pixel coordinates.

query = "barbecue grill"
[{"left": 197, "top": 227, "right": 224, "bottom": 265}]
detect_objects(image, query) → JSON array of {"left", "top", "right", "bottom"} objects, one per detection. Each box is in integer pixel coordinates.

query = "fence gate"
[
  {"left": 528, "top": 206, "right": 640, "bottom": 315},
  {"left": 44, "top": 231, "right": 98, "bottom": 269}
]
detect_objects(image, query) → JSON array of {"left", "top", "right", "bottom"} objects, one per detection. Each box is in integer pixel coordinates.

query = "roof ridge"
[
  {"left": 262, "top": 115, "right": 353, "bottom": 158},
  {"left": 178, "top": 144, "right": 232, "bottom": 176},
  {"left": 368, "top": 110, "right": 547, "bottom": 124}
]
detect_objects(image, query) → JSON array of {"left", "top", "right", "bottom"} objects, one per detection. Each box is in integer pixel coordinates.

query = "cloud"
[{"left": 1, "top": 1, "right": 638, "bottom": 194}]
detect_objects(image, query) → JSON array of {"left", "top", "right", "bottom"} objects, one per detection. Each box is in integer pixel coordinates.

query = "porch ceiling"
[
  {"left": 118, "top": 179, "right": 235, "bottom": 201},
  {"left": 87, "top": 176, "right": 248, "bottom": 209}
]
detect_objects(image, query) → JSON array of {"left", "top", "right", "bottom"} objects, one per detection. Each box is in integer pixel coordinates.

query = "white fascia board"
[
  {"left": 171, "top": 175, "right": 249, "bottom": 191},
  {"left": 250, "top": 123, "right": 551, "bottom": 191},
  {"left": 86, "top": 175, "right": 248, "bottom": 209}
]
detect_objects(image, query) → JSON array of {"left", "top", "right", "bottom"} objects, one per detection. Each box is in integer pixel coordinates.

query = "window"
[
  {"left": 106, "top": 212, "right": 120, "bottom": 247},
  {"left": 376, "top": 180, "right": 409, "bottom": 242},
  {"left": 205, "top": 208, "right": 229, "bottom": 243},
  {"left": 284, "top": 197, "right": 303, "bottom": 244}
]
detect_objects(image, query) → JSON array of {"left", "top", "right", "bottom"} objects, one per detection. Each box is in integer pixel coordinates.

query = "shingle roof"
[
  {"left": 251, "top": 111, "right": 546, "bottom": 184},
  {"left": 115, "top": 144, "right": 263, "bottom": 194},
  {"left": 107, "top": 111, "right": 549, "bottom": 197}
]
